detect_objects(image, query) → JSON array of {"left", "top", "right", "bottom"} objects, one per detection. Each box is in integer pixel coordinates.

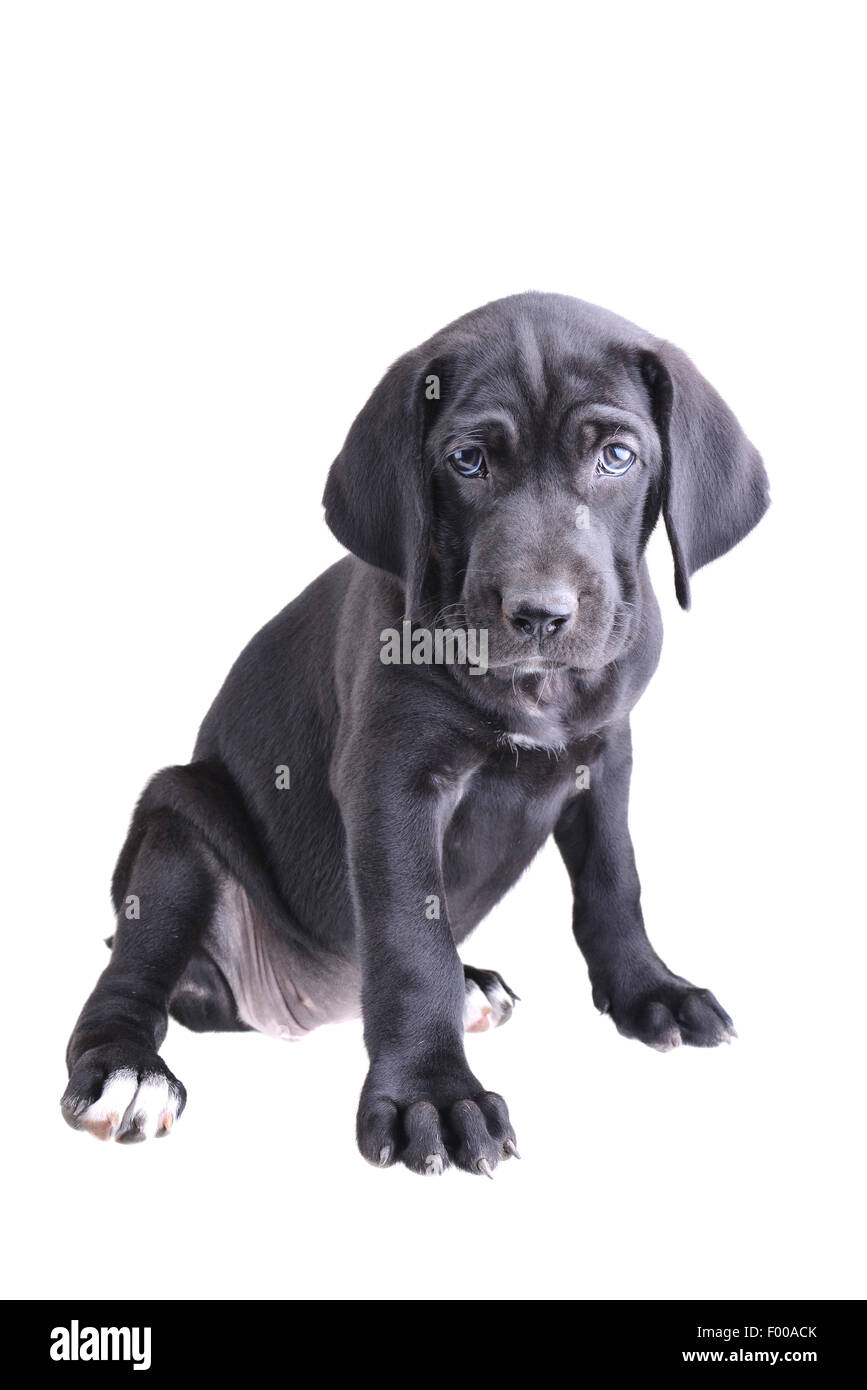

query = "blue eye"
[
  {"left": 447, "top": 447, "right": 487, "bottom": 477},
  {"left": 597, "top": 443, "right": 637, "bottom": 476}
]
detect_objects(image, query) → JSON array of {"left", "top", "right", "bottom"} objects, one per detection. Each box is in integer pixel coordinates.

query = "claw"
[
  {"left": 424, "top": 1153, "right": 445, "bottom": 1176},
  {"left": 476, "top": 1157, "right": 495, "bottom": 1180},
  {"left": 503, "top": 1139, "right": 521, "bottom": 1160},
  {"left": 378, "top": 1145, "right": 392, "bottom": 1167}
]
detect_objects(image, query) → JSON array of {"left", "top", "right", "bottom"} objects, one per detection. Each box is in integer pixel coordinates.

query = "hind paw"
[
  {"left": 61, "top": 1045, "right": 185, "bottom": 1142},
  {"left": 462, "top": 966, "right": 519, "bottom": 1033}
]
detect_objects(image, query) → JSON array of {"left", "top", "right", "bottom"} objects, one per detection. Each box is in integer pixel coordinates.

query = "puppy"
[{"left": 61, "top": 292, "right": 769, "bottom": 1174}]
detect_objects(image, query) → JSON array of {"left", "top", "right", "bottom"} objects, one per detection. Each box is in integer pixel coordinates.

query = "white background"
[{"left": 2, "top": 2, "right": 864, "bottom": 1301}]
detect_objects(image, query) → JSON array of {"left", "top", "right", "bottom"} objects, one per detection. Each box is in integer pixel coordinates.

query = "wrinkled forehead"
[{"left": 431, "top": 318, "right": 654, "bottom": 455}]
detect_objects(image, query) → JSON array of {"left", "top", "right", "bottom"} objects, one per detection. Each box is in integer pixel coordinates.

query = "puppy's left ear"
[
  {"left": 323, "top": 350, "right": 443, "bottom": 619},
  {"left": 640, "top": 343, "right": 770, "bottom": 609}
]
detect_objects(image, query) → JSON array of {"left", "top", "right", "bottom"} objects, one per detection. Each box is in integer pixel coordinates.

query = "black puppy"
[{"left": 61, "top": 292, "right": 769, "bottom": 1175}]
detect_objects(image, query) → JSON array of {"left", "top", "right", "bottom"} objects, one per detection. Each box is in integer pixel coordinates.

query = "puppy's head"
[{"left": 324, "top": 293, "right": 769, "bottom": 673}]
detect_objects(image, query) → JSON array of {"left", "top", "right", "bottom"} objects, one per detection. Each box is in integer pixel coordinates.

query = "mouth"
[{"left": 485, "top": 659, "right": 570, "bottom": 676}]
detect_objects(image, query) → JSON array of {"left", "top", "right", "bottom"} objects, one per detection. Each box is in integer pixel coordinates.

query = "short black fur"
[{"left": 61, "top": 292, "right": 769, "bottom": 1172}]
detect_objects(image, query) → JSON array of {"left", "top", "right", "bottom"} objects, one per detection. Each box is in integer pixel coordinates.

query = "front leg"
[
  {"left": 554, "top": 720, "right": 735, "bottom": 1051},
  {"left": 336, "top": 745, "right": 518, "bottom": 1176}
]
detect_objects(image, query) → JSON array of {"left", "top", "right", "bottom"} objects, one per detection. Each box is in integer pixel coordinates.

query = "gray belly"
[{"left": 205, "top": 875, "right": 362, "bottom": 1039}]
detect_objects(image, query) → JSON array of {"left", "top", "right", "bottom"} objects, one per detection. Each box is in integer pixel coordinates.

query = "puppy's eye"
[
  {"left": 447, "top": 447, "right": 487, "bottom": 478},
  {"left": 596, "top": 443, "right": 637, "bottom": 477}
]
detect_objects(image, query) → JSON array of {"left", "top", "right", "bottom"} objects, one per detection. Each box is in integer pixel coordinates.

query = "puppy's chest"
[{"left": 441, "top": 747, "right": 577, "bottom": 888}]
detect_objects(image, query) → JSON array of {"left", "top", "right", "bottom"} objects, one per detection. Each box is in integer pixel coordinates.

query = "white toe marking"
[
  {"left": 485, "top": 981, "right": 514, "bottom": 1022},
  {"left": 463, "top": 978, "right": 516, "bottom": 1032},
  {"left": 122, "top": 1076, "right": 173, "bottom": 1139},
  {"left": 463, "top": 982, "right": 493, "bottom": 1033},
  {"left": 80, "top": 1069, "right": 138, "bottom": 1139}
]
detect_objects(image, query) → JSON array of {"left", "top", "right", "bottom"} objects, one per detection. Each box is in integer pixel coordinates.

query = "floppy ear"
[
  {"left": 641, "top": 343, "right": 770, "bottom": 610},
  {"left": 323, "top": 349, "right": 443, "bottom": 619}
]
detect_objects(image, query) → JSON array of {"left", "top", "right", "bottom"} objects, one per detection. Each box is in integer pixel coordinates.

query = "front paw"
[
  {"left": 60, "top": 1044, "right": 186, "bottom": 1142},
  {"left": 598, "top": 972, "right": 736, "bottom": 1051},
  {"left": 357, "top": 1062, "right": 519, "bottom": 1177}
]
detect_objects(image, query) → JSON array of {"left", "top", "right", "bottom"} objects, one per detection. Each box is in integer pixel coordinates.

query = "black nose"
[{"left": 503, "top": 592, "right": 577, "bottom": 640}]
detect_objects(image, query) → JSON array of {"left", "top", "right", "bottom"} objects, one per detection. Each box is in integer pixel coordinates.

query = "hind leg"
[{"left": 61, "top": 808, "right": 218, "bottom": 1142}]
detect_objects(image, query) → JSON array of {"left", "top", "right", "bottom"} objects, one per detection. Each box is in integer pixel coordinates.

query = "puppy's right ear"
[{"left": 323, "top": 349, "right": 443, "bottom": 619}]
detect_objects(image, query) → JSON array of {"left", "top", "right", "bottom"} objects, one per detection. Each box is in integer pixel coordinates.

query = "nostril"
[{"left": 503, "top": 593, "right": 578, "bottom": 640}]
